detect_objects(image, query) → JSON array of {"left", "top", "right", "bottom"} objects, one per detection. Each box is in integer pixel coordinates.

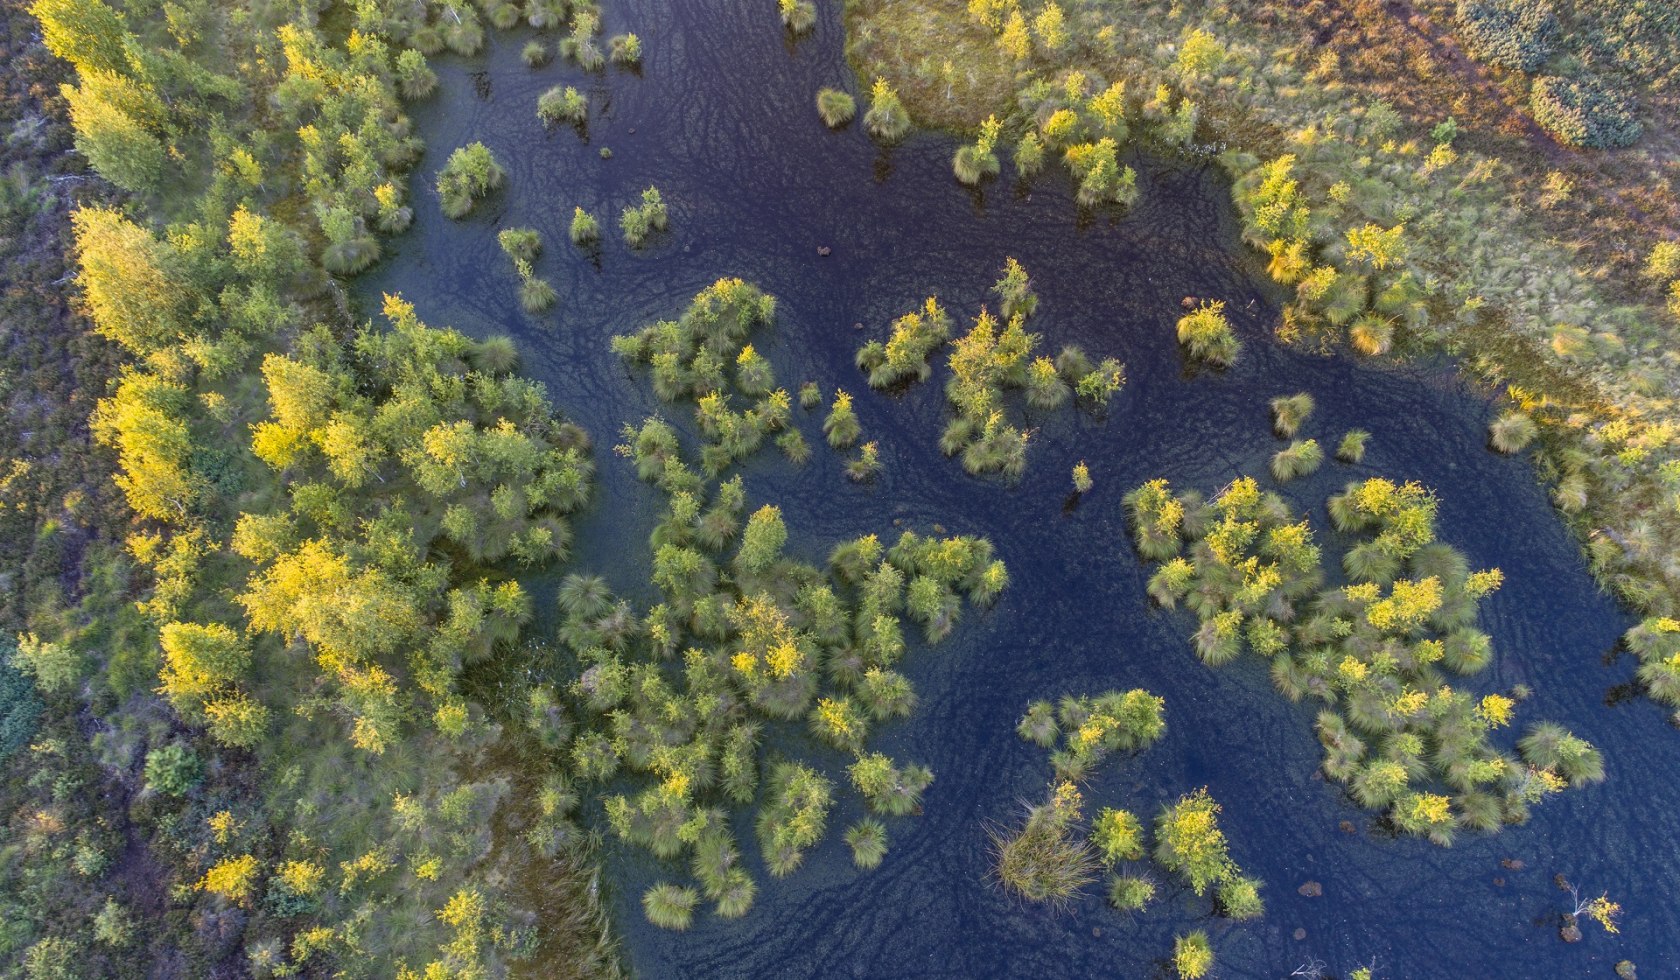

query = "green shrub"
[
  {"left": 0, "top": 656, "right": 44, "bottom": 763},
  {"left": 537, "top": 86, "right": 588, "bottom": 126},
  {"left": 1530, "top": 76, "right": 1642, "bottom": 149},
  {"left": 609, "top": 33, "right": 641, "bottom": 66},
  {"left": 1176, "top": 301, "right": 1240, "bottom": 367},
  {"left": 569, "top": 207, "right": 599, "bottom": 246},
  {"left": 1455, "top": 0, "right": 1557, "bottom": 72},
  {"left": 143, "top": 742, "right": 202, "bottom": 796},
  {"left": 435, "top": 142, "right": 504, "bottom": 218}
]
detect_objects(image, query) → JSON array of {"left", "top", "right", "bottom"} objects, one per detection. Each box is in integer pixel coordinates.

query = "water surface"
[{"left": 360, "top": 2, "right": 1674, "bottom": 976}]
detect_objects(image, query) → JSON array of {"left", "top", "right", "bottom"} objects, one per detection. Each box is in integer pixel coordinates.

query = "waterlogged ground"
[{"left": 359, "top": 1, "right": 1680, "bottom": 975}]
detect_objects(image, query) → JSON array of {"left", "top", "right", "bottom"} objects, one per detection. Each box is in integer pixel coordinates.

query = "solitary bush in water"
[
  {"left": 846, "top": 819, "right": 888, "bottom": 868},
  {"left": 561, "top": 12, "right": 605, "bottom": 70},
  {"left": 1176, "top": 300, "right": 1240, "bottom": 367},
  {"left": 1216, "top": 875, "right": 1265, "bottom": 920},
  {"left": 1518, "top": 722, "right": 1605, "bottom": 786},
  {"left": 436, "top": 142, "right": 504, "bottom": 218},
  {"left": 1489, "top": 410, "right": 1537, "bottom": 453},
  {"left": 864, "top": 77, "right": 910, "bottom": 142},
  {"left": 779, "top": 0, "right": 816, "bottom": 34},
  {"left": 857, "top": 297, "right": 951, "bottom": 389},
  {"left": 569, "top": 207, "right": 599, "bottom": 246},
  {"left": 846, "top": 442, "right": 883, "bottom": 482},
  {"left": 520, "top": 274, "right": 558, "bottom": 313},
  {"left": 1108, "top": 874, "right": 1155, "bottom": 911},
  {"left": 991, "top": 785, "right": 1097, "bottom": 903},
  {"left": 824, "top": 390, "right": 861, "bottom": 448},
  {"left": 642, "top": 883, "right": 698, "bottom": 930},
  {"left": 1337, "top": 429, "right": 1371, "bottom": 463},
  {"left": 621, "top": 187, "right": 669, "bottom": 247},
  {"left": 1174, "top": 931, "right": 1214, "bottom": 980},
  {"left": 609, "top": 33, "right": 641, "bottom": 66},
  {"left": 817, "top": 88, "right": 856, "bottom": 128},
  {"left": 537, "top": 85, "right": 588, "bottom": 126},
  {"left": 1016, "top": 700, "right": 1058, "bottom": 747},
  {"left": 1270, "top": 439, "right": 1323, "bottom": 481},
  {"left": 1270, "top": 392, "right": 1314, "bottom": 438},
  {"left": 1153, "top": 789, "right": 1234, "bottom": 896},
  {"left": 498, "top": 227, "right": 541, "bottom": 263}
]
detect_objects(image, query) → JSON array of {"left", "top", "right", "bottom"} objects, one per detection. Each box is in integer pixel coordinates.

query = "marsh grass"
[
  {"left": 1270, "top": 439, "right": 1323, "bottom": 482},
  {"left": 1489, "top": 410, "right": 1538, "bottom": 454},
  {"left": 1337, "top": 429, "right": 1371, "bottom": 463},
  {"left": 845, "top": 819, "right": 889, "bottom": 869},
  {"left": 1270, "top": 392, "right": 1314, "bottom": 438},
  {"left": 817, "top": 88, "right": 856, "bottom": 128},
  {"left": 989, "top": 796, "right": 1097, "bottom": 905},
  {"left": 1176, "top": 301, "right": 1240, "bottom": 368},
  {"left": 642, "top": 882, "right": 699, "bottom": 931}
]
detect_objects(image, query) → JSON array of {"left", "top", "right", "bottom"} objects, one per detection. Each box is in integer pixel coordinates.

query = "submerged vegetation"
[{"left": 1128, "top": 473, "right": 1602, "bottom": 844}]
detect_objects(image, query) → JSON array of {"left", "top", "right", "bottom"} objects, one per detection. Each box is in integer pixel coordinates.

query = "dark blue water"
[{"left": 359, "top": 1, "right": 1677, "bottom": 976}]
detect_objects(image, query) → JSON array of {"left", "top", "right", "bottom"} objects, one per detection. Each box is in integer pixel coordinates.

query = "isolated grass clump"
[
  {"left": 1270, "top": 439, "right": 1323, "bottom": 482},
  {"left": 620, "top": 186, "right": 669, "bottom": 247},
  {"left": 1337, "top": 429, "right": 1371, "bottom": 463},
  {"left": 436, "top": 142, "right": 504, "bottom": 218},
  {"left": 1176, "top": 300, "right": 1240, "bottom": 368},
  {"left": 990, "top": 785, "right": 1097, "bottom": 904},
  {"left": 609, "top": 33, "right": 641, "bottom": 66},
  {"left": 1270, "top": 392, "right": 1314, "bottom": 437},
  {"left": 1173, "top": 930, "right": 1214, "bottom": 979},
  {"left": 642, "top": 882, "right": 699, "bottom": 930},
  {"left": 1530, "top": 75, "right": 1643, "bottom": 149},
  {"left": 846, "top": 819, "right": 889, "bottom": 868},
  {"left": 538, "top": 85, "right": 588, "bottom": 126},
  {"left": 816, "top": 88, "right": 856, "bottom": 128},
  {"left": 1107, "top": 873, "right": 1155, "bottom": 911},
  {"left": 779, "top": 0, "right": 816, "bottom": 34},
  {"left": 522, "top": 39, "right": 550, "bottom": 67},
  {"left": 569, "top": 207, "right": 599, "bottom": 246}
]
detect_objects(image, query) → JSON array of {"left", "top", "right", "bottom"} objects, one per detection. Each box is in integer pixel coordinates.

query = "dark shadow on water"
[{"left": 358, "top": 0, "right": 1672, "bottom": 976}]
